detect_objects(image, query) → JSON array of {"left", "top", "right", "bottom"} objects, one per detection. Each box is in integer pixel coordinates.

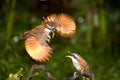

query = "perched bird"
[
  {"left": 66, "top": 53, "right": 89, "bottom": 72},
  {"left": 22, "top": 13, "right": 76, "bottom": 62}
]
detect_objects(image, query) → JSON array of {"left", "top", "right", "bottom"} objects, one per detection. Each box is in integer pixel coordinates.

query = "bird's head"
[
  {"left": 66, "top": 51, "right": 82, "bottom": 71},
  {"left": 66, "top": 51, "right": 81, "bottom": 60},
  {"left": 45, "top": 22, "right": 56, "bottom": 39}
]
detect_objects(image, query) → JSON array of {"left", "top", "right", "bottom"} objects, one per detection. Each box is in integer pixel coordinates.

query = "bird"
[
  {"left": 66, "top": 52, "right": 89, "bottom": 73},
  {"left": 22, "top": 13, "right": 76, "bottom": 62}
]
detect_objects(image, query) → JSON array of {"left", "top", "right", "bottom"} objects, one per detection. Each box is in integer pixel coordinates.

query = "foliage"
[
  {"left": 7, "top": 68, "right": 23, "bottom": 80},
  {"left": 0, "top": 0, "right": 120, "bottom": 80}
]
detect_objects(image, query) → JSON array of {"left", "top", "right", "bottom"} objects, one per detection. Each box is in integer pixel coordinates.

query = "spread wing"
[
  {"left": 44, "top": 13, "right": 76, "bottom": 37},
  {"left": 23, "top": 25, "right": 52, "bottom": 62},
  {"left": 56, "top": 13, "right": 76, "bottom": 37}
]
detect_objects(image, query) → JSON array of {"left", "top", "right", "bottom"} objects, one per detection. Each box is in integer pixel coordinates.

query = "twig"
[{"left": 28, "top": 64, "right": 56, "bottom": 80}]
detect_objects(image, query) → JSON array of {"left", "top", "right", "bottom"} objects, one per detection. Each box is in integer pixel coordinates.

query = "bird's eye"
[{"left": 72, "top": 54, "right": 77, "bottom": 59}]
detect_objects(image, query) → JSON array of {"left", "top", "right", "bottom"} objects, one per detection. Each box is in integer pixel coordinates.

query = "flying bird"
[{"left": 22, "top": 13, "right": 76, "bottom": 62}]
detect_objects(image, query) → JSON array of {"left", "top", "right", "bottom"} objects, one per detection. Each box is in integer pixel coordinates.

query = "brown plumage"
[
  {"left": 77, "top": 56, "right": 89, "bottom": 71},
  {"left": 66, "top": 53, "right": 89, "bottom": 72},
  {"left": 44, "top": 13, "right": 76, "bottom": 37},
  {"left": 23, "top": 13, "right": 76, "bottom": 62}
]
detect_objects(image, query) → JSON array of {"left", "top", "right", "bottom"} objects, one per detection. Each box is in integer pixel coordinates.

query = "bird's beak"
[
  {"left": 66, "top": 55, "right": 70, "bottom": 58},
  {"left": 52, "top": 31, "right": 55, "bottom": 38},
  {"left": 66, "top": 51, "right": 73, "bottom": 58},
  {"left": 66, "top": 55, "right": 72, "bottom": 59}
]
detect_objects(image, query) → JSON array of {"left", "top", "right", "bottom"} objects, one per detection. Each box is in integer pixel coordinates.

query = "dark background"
[{"left": 0, "top": 0, "right": 120, "bottom": 80}]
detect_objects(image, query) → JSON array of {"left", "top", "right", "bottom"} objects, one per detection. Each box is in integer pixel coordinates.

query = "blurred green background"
[{"left": 0, "top": 0, "right": 120, "bottom": 80}]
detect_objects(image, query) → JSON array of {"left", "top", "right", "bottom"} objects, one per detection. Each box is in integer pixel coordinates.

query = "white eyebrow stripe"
[{"left": 46, "top": 24, "right": 52, "bottom": 30}]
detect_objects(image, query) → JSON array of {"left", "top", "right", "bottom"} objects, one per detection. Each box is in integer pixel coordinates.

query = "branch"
[
  {"left": 28, "top": 64, "right": 56, "bottom": 80},
  {"left": 28, "top": 64, "right": 95, "bottom": 80},
  {"left": 64, "top": 70, "right": 95, "bottom": 80}
]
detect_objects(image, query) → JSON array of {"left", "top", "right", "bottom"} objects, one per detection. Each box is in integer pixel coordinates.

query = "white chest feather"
[
  {"left": 45, "top": 28, "right": 51, "bottom": 35},
  {"left": 71, "top": 58, "right": 81, "bottom": 70}
]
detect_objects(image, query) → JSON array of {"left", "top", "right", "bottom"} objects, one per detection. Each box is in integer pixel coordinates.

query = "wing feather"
[
  {"left": 56, "top": 14, "right": 76, "bottom": 37},
  {"left": 23, "top": 25, "right": 52, "bottom": 62}
]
